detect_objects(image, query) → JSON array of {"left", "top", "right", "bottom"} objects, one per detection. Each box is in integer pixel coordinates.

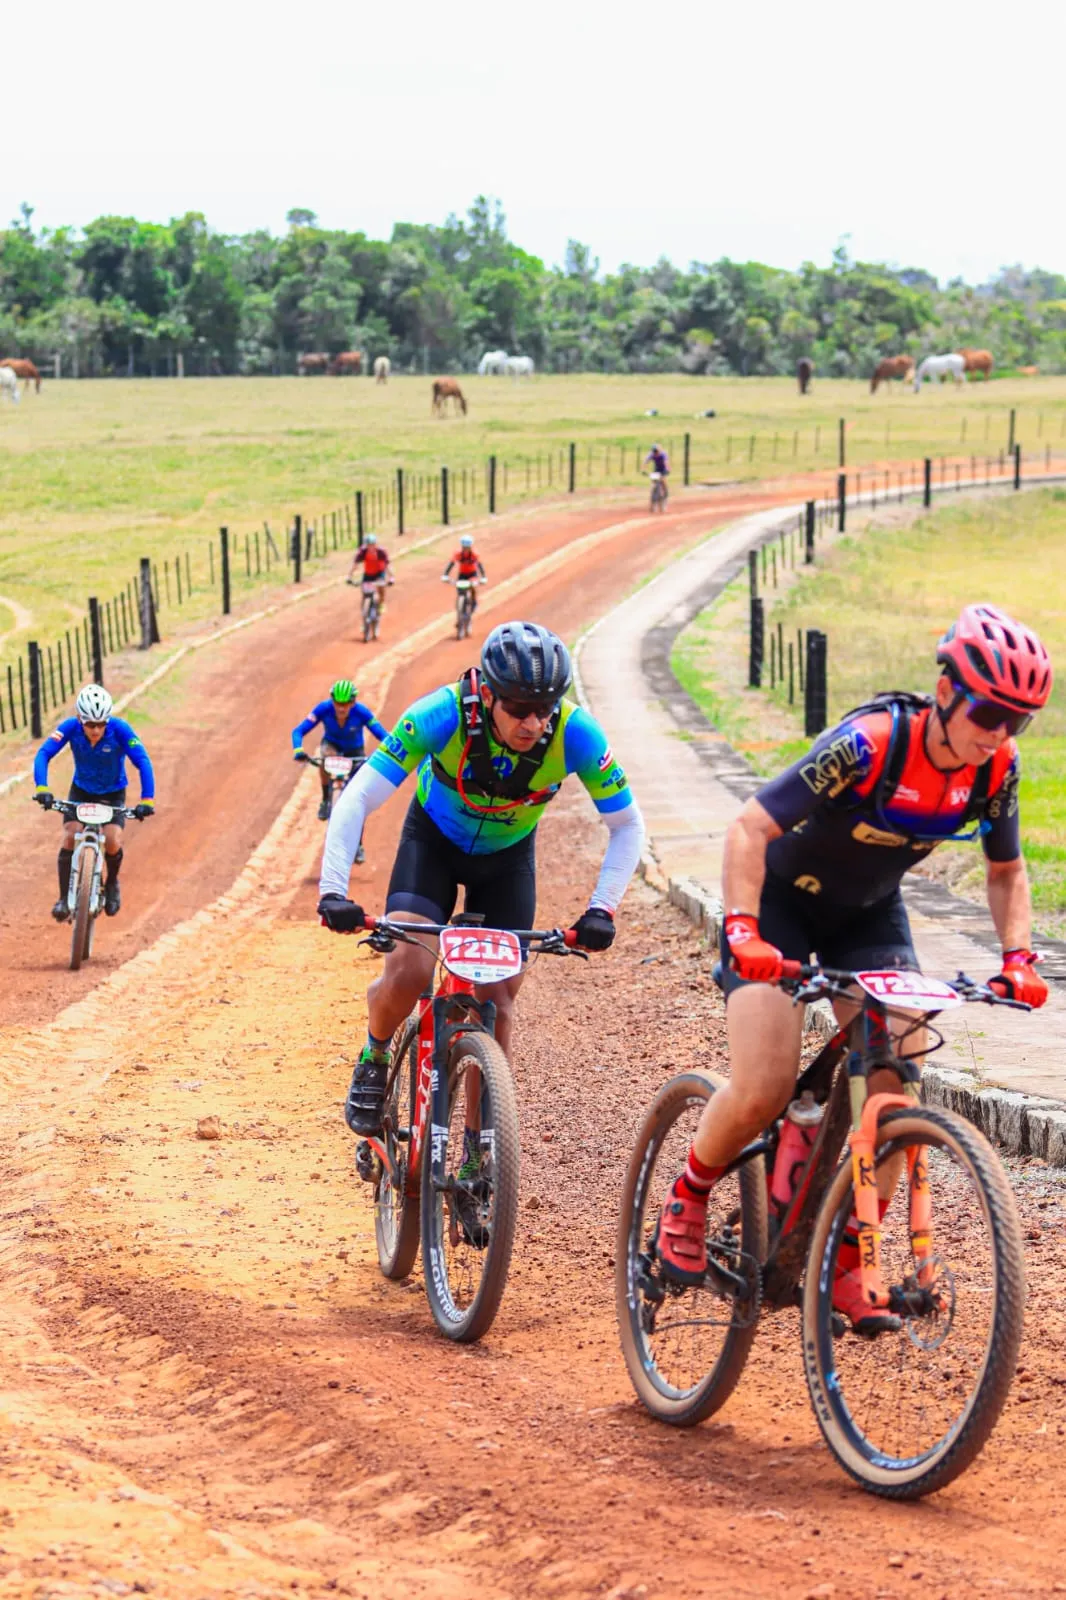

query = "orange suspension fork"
[{"left": 848, "top": 1089, "right": 917, "bottom": 1311}]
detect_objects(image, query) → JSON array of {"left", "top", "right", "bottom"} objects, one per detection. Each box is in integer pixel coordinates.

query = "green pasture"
[
  {"left": 673, "top": 488, "right": 1066, "bottom": 933},
  {"left": 1, "top": 372, "right": 1066, "bottom": 724}
]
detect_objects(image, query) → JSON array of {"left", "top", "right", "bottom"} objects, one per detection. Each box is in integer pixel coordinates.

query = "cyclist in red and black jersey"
[
  {"left": 350, "top": 540, "right": 393, "bottom": 612},
  {"left": 655, "top": 604, "right": 1053, "bottom": 1333}
]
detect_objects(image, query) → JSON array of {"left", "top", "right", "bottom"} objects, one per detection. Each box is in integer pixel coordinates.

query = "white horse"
[
  {"left": 914, "top": 353, "right": 965, "bottom": 391},
  {"left": 477, "top": 349, "right": 509, "bottom": 376},
  {"left": 505, "top": 355, "right": 535, "bottom": 378},
  {"left": 0, "top": 367, "right": 18, "bottom": 405},
  {"left": 373, "top": 355, "right": 390, "bottom": 384}
]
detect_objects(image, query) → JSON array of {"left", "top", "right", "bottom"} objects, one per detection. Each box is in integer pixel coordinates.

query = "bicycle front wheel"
[
  {"left": 70, "top": 850, "right": 94, "bottom": 972},
  {"left": 374, "top": 1020, "right": 421, "bottom": 1281},
  {"left": 421, "top": 1029, "right": 520, "bottom": 1343},
  {"left": 616, "top": 1072, "right": 766, "bottom": 1426},
  {"left": 803, "top": 1104, "right": 1025, "bottom": 1499}
]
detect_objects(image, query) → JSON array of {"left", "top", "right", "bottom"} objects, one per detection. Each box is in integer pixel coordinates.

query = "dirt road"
[{"left": 0, "top": 485, "right": 1063, "bottom": 1598}]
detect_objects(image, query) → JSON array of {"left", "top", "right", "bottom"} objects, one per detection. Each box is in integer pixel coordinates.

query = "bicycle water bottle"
[{"left": 769, "top": 1090, "right": 824, "bottom": 1218}]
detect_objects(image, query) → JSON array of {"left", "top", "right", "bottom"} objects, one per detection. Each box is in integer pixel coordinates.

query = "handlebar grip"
[
  {"left": 779, "top": 959, "right": 806, "bottom": 981},
  {"left": 563, "top": 928, "right": 578, "bottom": 948},
  {"left": 987, "top": 977, "right": 1008, "bottom": 999},
  {"left": 362, "top": 914, "right": 378, "bottom": 932}
]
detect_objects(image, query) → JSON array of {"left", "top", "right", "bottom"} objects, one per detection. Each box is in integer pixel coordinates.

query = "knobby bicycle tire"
[
  {"left": 421, "top": 1029, "right": 520, "bottom": 1343},
  {"left": 70, "top": 849, "right": 94, "bottom": 972},
  {"left": 616, "top": 1072, "right": 767, "bottom": 1426},
  {"left": 375, "top": 1020, "right": 421, "bottom": 1280},
  {"left": 802, "top": 1104, "right": 1025, "bottom": 1499}
]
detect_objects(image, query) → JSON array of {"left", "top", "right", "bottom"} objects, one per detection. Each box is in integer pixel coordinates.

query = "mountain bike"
[
  {"left": 354, "top": 912, "right": 582, "bottom": 1342},
  {"left": 301, "top": 751, "right": 366, "bottom": 847},
  {"left": 51, "top": 799, "right": 139, "bottom": 971},
  {"left": 453, "top": 578, "right": 478, "bottom": 640},
  {"left": 359, "top": 580, "right": 383, "bottom": 642},
  {"left": 648, "top": 471, "right": 668, "bottom": 512},
  {"left": 616, "top": 960, "right": 1028, "bottom": 1499}
]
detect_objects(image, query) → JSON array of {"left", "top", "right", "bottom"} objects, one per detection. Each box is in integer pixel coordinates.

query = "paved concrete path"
[{"left": 576, "top": 500, "right": 1066, "bottom": 1161}]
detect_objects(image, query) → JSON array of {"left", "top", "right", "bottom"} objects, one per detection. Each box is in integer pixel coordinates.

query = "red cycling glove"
[
  {"left": 990, "top": 948, "right": 1048, "bottom": 1009},
  {"left": 724, "top": 913, "right": 784, "bottom": 984}
]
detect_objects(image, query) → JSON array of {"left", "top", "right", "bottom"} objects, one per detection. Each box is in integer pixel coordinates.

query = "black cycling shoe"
[
  {"left": 344, "top": 1049, "right": 389, "bottom": 1134},
  {"left": 451, "top": 1179, "right": 491, "bottom": 1250},
  {"left": 355, "top": 842, "right": 366, "bottom": 865},
  {"left": 51, "top": 898, "right": 70, "bottom": 923},
  {"left": 317, "top": 798, "right": 331, "bottom": 822},
  {"left": 104, "top": 880, "right": 121, "bottom": 917}
]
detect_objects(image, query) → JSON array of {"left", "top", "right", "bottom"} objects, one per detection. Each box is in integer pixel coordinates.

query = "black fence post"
[
  {"left": 923, "top": 457, "right": 932, "bottom": 507},
  {"left": 28, "top": 642, "right": 42, "bottom": 739},
  {"left": 1014, "top": 443, "right": 1022, "bottom": 490},
  {"left": 488, "top": 454, "right": 497, "bottom": 515},
  {"left": 220, "top": 526, "right": 232, "bottom": 611},
  {"left": 683, "top": 432, "right": 691, "bottom": 487},
  {"left": 397, "top": 468, "right": 405, "bottom": 535},
  {"left": 748, "top": 548, "right": 758, "bottom": 598},
  {"left": 1008, "top": 408, "right": 1016, "bottom": 454},
  {"left": 838, "top": 417, "right": 846, "bottom": 468},
  {"left": 356, "top": 491, "right": 365, "bottom": 545},
  {"left": 88, "top": 598, "right": 104, "bottom": 684},
  {"left": 441, "top": 465, "right": 449, "bottom": 526},
  {"left": 292, "top": 516, "right": 302, "bottom": 585},
  {"left": 837, "top": 471, "right": 846, "bottom": 532},
  {"left": 804, "top": 630, "right": 828, "bottom": 737},
  {"left": 749, "top": 597, "right": 764, "bottom": 689},
  {"left": 139, "top": 556, "right": 160, "bottom": 648},
  {"left": 805, "top": 499, "right": 815, "bottom": 564},
  {"left": 568, "top": 441, "right": 576, "bottom": 494}
]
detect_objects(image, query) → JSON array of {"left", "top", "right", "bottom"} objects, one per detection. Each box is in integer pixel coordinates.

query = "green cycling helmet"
[{"left": 330, "top": 678, "right": 356, "bottom": 704}]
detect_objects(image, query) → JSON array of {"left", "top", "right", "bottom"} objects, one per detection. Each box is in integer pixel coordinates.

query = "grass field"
[
  {"left": 1, "top": 372, "right": 1066, "bottom": 724},
  {"left": 673, "top": 487, "right": 1066, "bottom": 933}
]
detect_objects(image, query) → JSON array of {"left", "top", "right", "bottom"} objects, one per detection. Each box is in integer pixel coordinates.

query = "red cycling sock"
[{"left": 675, "top": 1146, "right": 724, "bottom": 1204}]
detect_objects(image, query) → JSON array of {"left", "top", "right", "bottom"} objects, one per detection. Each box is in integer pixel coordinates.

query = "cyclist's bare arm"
[
  {"left": 985, "top": 855, "right": 1033, "bottom": 952},
  {"left": 722, "top": 798, "right": 783, "bottom": 914}
]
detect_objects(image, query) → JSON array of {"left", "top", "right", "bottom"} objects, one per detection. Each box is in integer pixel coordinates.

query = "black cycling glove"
[
  {"left": 571, "top": 907, "right": 615, "bottom": 952},
  {"left": 318, "top": 894, "right": 365, "bottom": 934},
  {"left": 133, "top": 803, "right": 154, "bottom": 821},
  {"left": 34, "top": 788, "right": 54, "bottom": 810}
]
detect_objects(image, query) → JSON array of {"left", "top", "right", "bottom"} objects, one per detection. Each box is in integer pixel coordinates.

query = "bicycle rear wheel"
[
  {"left": 374, "top": 1020, "right": 421, "bottom": 1280},
  {"left": 803, "top": 1104, "right": 1025, "bottom": 1499},
  {"left": 69, "top": 850, "right": 94, "bottom": 972},
  {"left": 421, "top": 1029, "right": 520, "bottom": 1343},
  {"left": 616, "top": 1072, "right": 766, "bottom": 1426}
]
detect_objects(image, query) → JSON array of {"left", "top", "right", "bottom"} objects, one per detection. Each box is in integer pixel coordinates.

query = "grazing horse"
[
  {"left": 505, "top": 355, "right": 534, "bottom": 378},
  {"left": 796, "top": 357, "right": 813, "bottom": 395},
  {"left": 432, "top": 378, "right": 467, "bottom": 416},
  {"left": 0, "top": 367, "right": 19, "bottom": 405},
  {"left": 329, "top": 351, "right": 363, "bottom": 375},
  {"left": 870, "top": 354, "right": 915, "bottom": 393},
  {"left": 477, "top": 349, "right": 508, "bottom": 375},
  {"left": 297, "top": 352, "right": 329, "bottom": 375},
  {"left": 0, "top": 358, "right": 41, "bottom": 392},
  {"left": 957, "top": 347, "right": 993, "bottom": 380},
  {"left": 373, "top": 355, "right": 390, "bottom": 384},
  {"left": 913, "top": 354, "right": 965, "bottom": 391}
]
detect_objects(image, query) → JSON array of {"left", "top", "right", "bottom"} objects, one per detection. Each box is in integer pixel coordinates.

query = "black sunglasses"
[
  {"left": 495, "top": 696, "right": 556, "bottom": 721},
  {"left": 961, "top": 691, "right": 1033, "bottom": 738}
]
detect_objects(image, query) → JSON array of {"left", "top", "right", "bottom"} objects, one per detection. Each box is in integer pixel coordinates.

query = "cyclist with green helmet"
[{"left": 292, "top": 680, "right": 388, "bottom": 822}]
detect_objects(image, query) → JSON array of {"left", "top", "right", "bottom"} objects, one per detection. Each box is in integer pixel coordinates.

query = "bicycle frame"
[{"left": 69, "top": 824, "right": 105, "bottom": 918}]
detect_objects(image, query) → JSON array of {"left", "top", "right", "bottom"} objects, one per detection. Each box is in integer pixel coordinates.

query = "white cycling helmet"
[
  {"left": 460, "top": 533, "right": 474, "bottom": 548},
  {"left": 76, "top": 683, "right": 113, "bottom": 723}
]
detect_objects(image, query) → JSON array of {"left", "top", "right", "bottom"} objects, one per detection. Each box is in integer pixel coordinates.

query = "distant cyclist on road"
[
  {"left": 316, "top": 620, "right": 644, "bottom": 1139},
  {"left": 349, "top": 538, "right": 393, "bottom": 614},
  {"left": 643, "top": 443, "right": 669, "bottom": 510},
  {"left": 292, "top": 679, "right": 388, "bottom": 822},
  {"left": 441, "top": 533, "right": 487, "bottom": 609},
  {"left": 654, "top": 604, "right": 1052, "bottom": 1335},
  {"left": 33, "top": 684, "right": 155, "bottom": 922}
]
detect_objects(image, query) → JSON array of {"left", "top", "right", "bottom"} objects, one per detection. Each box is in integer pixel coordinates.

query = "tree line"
[{"left": 2, "top": 198, "right": 1063, "bottom": 379}]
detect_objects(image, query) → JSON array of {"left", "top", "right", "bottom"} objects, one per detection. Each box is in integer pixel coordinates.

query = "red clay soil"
[{"left": 0, "top": 481, "right": 1061, "bottom": 1599}]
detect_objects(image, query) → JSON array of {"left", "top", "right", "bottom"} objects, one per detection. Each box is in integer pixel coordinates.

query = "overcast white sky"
[{"left": 7, "top": 0, "right": 1064, "bottom": 284}]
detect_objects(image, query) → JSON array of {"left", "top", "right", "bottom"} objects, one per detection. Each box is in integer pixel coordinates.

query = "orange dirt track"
[{"left": 0, "top": 486, "right": 1063, "bottom": 1599}]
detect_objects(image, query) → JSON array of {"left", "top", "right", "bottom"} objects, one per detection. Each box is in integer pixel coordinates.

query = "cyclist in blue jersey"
[
  {"left": 33, "top": 684, "right": 155, "bottom": 922},
  {"left": 292, "top": 678, "right": 387, "bottom": 821},
  {"left": 316, "top": 621, "right": 645, "bottom": 1138}
]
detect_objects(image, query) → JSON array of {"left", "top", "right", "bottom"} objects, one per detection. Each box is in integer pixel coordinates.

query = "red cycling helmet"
[{"left": 937, "top": 604, "right": 1052, "bottom": 712}]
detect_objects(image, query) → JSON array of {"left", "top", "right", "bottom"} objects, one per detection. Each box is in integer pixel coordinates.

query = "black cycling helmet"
[{"left": 481, "top": 621, "right": 572, "bottom": 704}]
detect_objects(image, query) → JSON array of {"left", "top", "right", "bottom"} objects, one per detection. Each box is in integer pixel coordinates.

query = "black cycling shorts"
[
  {"left": 722, "top": 873, "right": 917, "bottom": 999},
  {"left": 67, "top": 783, "right": 128, "bottom": 829},
  {"left": 386, "top": 798, "right": 536, "bottom": 931}
]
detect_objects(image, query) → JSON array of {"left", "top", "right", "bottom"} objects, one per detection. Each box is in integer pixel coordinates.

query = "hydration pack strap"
[{"left": 431, "top": 668, "right": 560, "bottom": 813}]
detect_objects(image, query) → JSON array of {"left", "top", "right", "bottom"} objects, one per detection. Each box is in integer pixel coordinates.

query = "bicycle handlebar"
[
  {"left": 299, "top": 753, "right": 366, "bottom": 770},
  {"left": 363, "top": 913, "right": 579, "bottom": 953},
  {"left": 51, "top": 799, "right": 140, "bottom": 822},
  {"left": 775, "top": 960, "right": 1031, "bottom": 1011}
]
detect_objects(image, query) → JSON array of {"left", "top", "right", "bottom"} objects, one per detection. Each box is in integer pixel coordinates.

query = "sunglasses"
[
  {"left": 961, "top": 692, "right": 1033, "bottom": 738},
  {"left": 81, "top": 719, "right": 108, "bottom": 731},
  {"left": 495, "top": 696, "right": 556, "bottom": 721}
]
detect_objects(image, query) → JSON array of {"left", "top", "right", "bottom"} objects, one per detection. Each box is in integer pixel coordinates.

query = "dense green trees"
[{"left": 1, "top": 199, "right": 1063, "bottom": 377}]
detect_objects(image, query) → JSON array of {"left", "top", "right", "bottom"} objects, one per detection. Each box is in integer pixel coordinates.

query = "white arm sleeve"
[
  {"left": 319, "top": 764, "right": 397, "bottom": 899},
  {"left": 589, "top": 801, "right": 645, "bottom": 913}
]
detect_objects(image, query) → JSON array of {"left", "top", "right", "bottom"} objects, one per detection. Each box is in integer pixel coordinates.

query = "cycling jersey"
[
  {"left": 759, "top": 705, "right": 1019, "bottom": 908},
  {"left": 34, "top": 717, "right": 155, "bottom": 799},
  {"left": 292, "top": 700, "right": 387, "bottom": 757},
  {"left": 446, "top": 547, "right": 483, "bottom": 580},
  {"left": 367, "top": 683, "right": 633, "bottom": 855},
  {"left": 355, "top": 544, "right": 389, "bottom": 579},
  {"left": 646, "top": 450, "right": 669, "bottom": 475}
]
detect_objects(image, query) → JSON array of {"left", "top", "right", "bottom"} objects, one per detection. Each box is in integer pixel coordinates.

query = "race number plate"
[
  {"left": 324, "top": 756, "right": 355, "bottom": 777},
  {"left": 455, "top": 579, "right": 472, "bottom": 590},
  {"left": 362, "top": 580, "right": 380, "bottom": 596},
  {"left": 855, "top": 969, "right": 963, "bottom": 1013},
  {"left": 76, "top": 802, "right": 113, "bottom": 825},
  {"left": 440, "top": 927, "right": 523, "bottom": 984}
]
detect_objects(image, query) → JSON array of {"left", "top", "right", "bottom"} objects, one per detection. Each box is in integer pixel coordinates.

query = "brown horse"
[
  {"left": 796, "top": 357, "right": 813, "bottom": 395},
  {"left": 0, "top": 358, "right": 41, "bottom": 393},
  {"left": 870, "top": 354, "right": 914, "bottom": 393},
  {"left": 297, "top": 352, "right": 329, "bottom": 375},
  {"left": 432, "top": 378, "right": 467, "bottom": 416},
  {"left": 958, "top": 348, "right": 993, "bottom": 380},
  {"left": 330, "top": 350, "right": 363, "bottom": 375}
]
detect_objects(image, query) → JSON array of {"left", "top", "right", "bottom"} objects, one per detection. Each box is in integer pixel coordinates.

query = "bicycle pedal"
[{"left": 354, "top": 1140, "right": 380, "bottom": 1184}]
